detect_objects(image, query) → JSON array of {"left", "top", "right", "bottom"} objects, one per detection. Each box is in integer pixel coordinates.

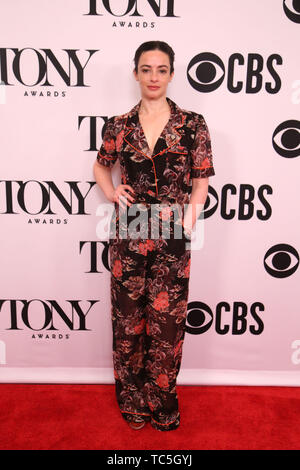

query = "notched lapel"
[
  {"left": 157, "top": 111, "right": 185, "bottom": 157},
  {"left": 123, "top": 105, "right": 150, "bottom": 158},
  {"left": 122, "top": 97, "right": 186, "bottom": 159}
]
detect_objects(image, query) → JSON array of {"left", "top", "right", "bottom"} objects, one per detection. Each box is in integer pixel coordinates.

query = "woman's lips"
[{"left": 148, "top": 86, "right": 160, "bottom": 90}]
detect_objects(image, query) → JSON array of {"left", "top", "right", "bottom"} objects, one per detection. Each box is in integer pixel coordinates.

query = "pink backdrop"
[{"left": 0, "top": 0, "right": 299, "bottom": 385}]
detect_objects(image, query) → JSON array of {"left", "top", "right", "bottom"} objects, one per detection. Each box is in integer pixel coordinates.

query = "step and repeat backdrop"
[{"left": 0, "top": 1, "right": 299, "bottom": 384}]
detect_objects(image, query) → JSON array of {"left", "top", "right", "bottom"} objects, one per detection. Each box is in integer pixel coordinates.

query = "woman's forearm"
[
  {"left": 183, "top": 178, "right": 209, "bottom": 234},
  {"left": 93, "top": 161, "right": 115, "bottom": 202}
]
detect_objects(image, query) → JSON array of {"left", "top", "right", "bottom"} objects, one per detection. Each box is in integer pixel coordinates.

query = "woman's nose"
[{"left": 150, "top": 72, "right": 159, "bottom": 81}]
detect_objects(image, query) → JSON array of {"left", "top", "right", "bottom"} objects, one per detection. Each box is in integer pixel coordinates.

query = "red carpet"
[{"left": 0, "top": 384, "right": 299, "bottom": 450}]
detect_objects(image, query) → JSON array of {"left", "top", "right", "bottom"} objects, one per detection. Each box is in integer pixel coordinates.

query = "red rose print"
[
  {"left": 184, "top": 259, "right": 191, "bottom": 277},
  {"left": 104, "top": 138, "right": 115, "bottom": 153},
  {"left": 116, "top": 130, "right": 124, "bottom": 152},
  {"left": 146, "top": 239, "right": 155, "bottom": 251},
  {"left": 200, "top": 157, "right": 211, "bottom": 169},
  {"left": 112, "top": 259, "right": 122, "bottom": 278},
  {"left": 156, "top": 373, "right": 169, "bottom": 389},
  {"left": 153, "top": 291, "right": 169, "bottom": 311},
  {"left": 148, "top": 401, "right": 155, "bottom": 411},
  {"left": 134, "top": 318, "right": 146, "bottom": 334},
  {"left": 139, "top": 242, "right": 148, "bottom": 256}
]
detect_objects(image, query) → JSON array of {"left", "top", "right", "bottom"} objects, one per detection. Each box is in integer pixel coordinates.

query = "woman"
[{"left": 93, "top": 41, "right": 215, "bottom": 431}]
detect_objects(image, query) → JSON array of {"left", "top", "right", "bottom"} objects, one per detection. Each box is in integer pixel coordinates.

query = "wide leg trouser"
[{"left": 109, "top": 230, "right": 191, "bottom": 431}]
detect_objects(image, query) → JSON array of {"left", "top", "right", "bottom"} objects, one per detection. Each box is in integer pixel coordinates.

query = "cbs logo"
[
  {"left": 187, "top": 52, "right": 282, "bottom": 94},
  {"left": 264, "top": 244, "right": 299, "bottom": 278},
  {"left": 203, "top": 184, "right": 272, "bottom": 220},
  {"left": 186, "top": 301, "right": 264, "bottom": 335},
  {"left": 272, "top": 120, "right": 300, "bottom": 158}
]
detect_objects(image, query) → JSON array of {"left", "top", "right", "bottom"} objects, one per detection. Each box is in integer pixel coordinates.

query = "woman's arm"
[
  {"left": 93, "top": 160, "right": 136, "bottom": 208},
  {"left": 93, "top": 160, "right": 115, "bottom": 202},
  {"left": 183, "top": 177, "right": 209, "bottom": 236}
]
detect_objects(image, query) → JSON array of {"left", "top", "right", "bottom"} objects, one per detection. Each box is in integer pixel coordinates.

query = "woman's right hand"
[{"left": 111, "top": 184, "right": 136, "bottom": 209}]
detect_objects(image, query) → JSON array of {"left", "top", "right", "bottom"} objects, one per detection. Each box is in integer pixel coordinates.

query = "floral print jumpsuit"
[{"left": 96, "top": 97, "right": 215, "bottom": 431}]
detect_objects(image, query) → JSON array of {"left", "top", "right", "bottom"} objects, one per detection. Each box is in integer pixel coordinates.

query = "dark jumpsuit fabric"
[{"left": 96, "top": 97, "right": 215, "bottom": 431}]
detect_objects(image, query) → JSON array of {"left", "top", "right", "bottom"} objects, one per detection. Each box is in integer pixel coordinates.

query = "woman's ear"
[{"left": 133, "top": 69, "right": 139, "bottom": 81}]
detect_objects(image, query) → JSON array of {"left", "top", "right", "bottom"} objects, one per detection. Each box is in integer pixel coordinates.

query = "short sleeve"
[
  {"left": 190, "top": 114, "right": 215, "bottom": 178},
  {"left": 96, "top": 116, "right": 118, "bottom": 168}
]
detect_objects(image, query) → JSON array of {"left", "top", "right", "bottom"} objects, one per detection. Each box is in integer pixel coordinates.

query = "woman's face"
[{"left": 133, "top": 49, "right": 174, "bottom": 100}]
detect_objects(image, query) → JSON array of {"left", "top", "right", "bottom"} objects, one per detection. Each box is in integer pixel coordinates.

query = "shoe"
[{"left": 128, "top": 417, "right": 146, "bottom": 430}]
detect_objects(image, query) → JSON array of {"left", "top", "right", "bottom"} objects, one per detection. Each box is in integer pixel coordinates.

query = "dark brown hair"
[{"left": 133, "top": 40, "right": 175, "bottom": 74}]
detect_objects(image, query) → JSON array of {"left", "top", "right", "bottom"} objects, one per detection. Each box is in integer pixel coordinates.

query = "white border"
[{"left": 0, "top": 368, "right": 299, "bottom": 386}]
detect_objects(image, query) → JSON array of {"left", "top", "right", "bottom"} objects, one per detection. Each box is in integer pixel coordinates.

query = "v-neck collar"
[
  {"left": 124, "top": 97, "right": 185, "bottom": 159},
  {"left": 137, "top": 99, "right": 173, "bottom": 156}
]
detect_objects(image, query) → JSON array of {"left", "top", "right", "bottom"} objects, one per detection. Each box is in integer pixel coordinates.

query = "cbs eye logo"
[
  {"left": 186, "top": 301, "right": 213, "bottom": 334},
  {"left": 272, "top": 120, "right": 300, "bottom": 158},
  {"left": 264, "top": 243, "right": 299, "bottom": 278},
  {"left": 187, "top": 52, "right": 225, "bottom": 93},
  {"left": 283, "top": 0, "right": 300, "bottom": 23}
]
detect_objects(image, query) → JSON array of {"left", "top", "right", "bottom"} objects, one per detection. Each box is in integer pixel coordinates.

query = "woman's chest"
[{"left": 138, "top": 111, "right": 171, "bottom": 155}]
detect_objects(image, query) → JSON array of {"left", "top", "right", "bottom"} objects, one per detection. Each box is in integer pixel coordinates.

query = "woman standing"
[{"left": 93, "top": 41, "right": 215, "bottom": 431}]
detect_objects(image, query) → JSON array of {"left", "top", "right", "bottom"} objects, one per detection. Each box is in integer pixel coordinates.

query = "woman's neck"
[{"left": 139, "top": 96, "right": 170, "bottom": 116}]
